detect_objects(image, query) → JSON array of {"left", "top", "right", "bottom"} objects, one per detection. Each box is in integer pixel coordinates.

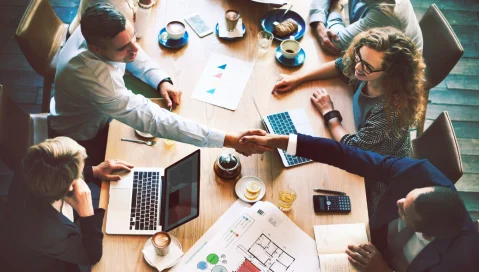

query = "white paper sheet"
[
  {"left": 191, "top": 53, "right": 254, "bottom": 110},
  {"left": 171, "top": 201, "right": 319, "bottom": 272}
]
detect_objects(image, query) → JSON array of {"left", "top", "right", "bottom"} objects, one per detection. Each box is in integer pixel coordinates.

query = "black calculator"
[{"left": 313, "top": 195, "right": 351, "bottom": 213}]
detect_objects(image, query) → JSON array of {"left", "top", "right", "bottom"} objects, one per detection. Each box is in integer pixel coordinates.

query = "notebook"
[{"left": 313, "top": 223, "right": 369, "bottom": 272}]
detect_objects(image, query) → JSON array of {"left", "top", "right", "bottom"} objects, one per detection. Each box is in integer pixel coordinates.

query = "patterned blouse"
[
  {"left": 335, "top": 58, "right": 411, "bottom": 158},
  {"left": 334, "top": 58, "right": 411, "bottom": 216}
]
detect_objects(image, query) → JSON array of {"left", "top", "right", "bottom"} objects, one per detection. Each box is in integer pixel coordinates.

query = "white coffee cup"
[
  {"left": 162, "top": 21, "right": 186, "bottom": 40},
  {"left": 280, "top": 39, "right": 301, "bottom": 59}
]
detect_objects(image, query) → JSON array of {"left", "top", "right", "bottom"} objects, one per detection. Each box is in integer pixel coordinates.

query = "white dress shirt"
[
  {"left": 49, "top": 27, "right": 225, "bottom": 148},
  {"left": 396, "top": 218, "right": 434, "bottom": 263}
]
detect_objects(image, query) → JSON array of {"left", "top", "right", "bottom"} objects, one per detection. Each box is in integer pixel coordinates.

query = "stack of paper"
[{"left": 170, "top": 200, "right": 319, "bottom": 271}]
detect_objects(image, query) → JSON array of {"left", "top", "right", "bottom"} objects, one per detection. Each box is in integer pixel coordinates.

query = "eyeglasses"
[{"left": 353, "top": 46, "right": 384, "bottom": 74}]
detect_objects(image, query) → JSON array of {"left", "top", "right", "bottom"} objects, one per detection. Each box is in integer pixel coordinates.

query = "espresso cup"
[
  {"left": 151, "top": 231, "right": 171, "bottom": 256},
  {"left": 164, "top": 21, "right": 186, "bottom": 40},
  {"left": 225, "top": 10, "right": 240, "bottom": 31},
  {"left": 280, "top": 39, "right": 301, "bottom": 59}
]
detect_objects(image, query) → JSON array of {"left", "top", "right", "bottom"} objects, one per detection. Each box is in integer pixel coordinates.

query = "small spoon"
[{"left": 121, "top": 138, "right": 156, "bottom": 146}]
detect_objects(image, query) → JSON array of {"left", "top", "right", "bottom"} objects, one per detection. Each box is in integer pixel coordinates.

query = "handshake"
[{"left": 224, "top": 129, "right": 290, "bottom": 156}]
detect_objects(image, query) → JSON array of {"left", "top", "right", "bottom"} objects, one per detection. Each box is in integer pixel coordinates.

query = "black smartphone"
[{"left": 313, "top": 195, "right": 351, "bottom": 213}]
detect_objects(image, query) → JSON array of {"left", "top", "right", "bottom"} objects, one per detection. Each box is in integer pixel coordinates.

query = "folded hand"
[
  {"left": 93, "top": 159, "right": 135, "bottom": 181},
  {"left": 272, "top": 74, "right": 300, "bottom": 94}
]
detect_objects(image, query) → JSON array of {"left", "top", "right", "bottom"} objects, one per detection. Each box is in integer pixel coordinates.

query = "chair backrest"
[
  {"left": 411, "top": 112, "right": 463, "bottom": 183},
  {"left": 0, "top": 85, "right": 48, "bottom": 170},
  {"left": 419, "top": 4, "right": 463, "bottom": 89},
  {"left": 15, "top": 0, "right": 66, "bottom": 76}
]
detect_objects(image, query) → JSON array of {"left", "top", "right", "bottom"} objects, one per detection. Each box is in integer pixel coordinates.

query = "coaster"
[
  {"left": 158, "top": 28, "right": 189, "bottom": 49},
  {"left": 275, "top": 46, "right": 305, "bottom": 67}
]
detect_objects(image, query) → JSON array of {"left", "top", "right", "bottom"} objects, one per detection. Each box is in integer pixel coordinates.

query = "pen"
[
  {"left": 313, "top": 189, "right": 346, "bottom": 195},
  {"left": 169, "top": 106, "right": 172, "bottom": 112}
]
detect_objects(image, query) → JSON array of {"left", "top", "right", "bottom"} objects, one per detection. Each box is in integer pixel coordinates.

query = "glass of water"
[{"left": 257, "top": 30, "right": 274, "bottom": 54}]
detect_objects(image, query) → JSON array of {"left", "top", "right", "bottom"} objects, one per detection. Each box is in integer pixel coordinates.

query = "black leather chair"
[
  {"left": 0, "top": 85, "right": 48, "bottom": 171},
  {"left": 411, "top": 112, "right": 463, "bottom": 183},
  {"left": 417, "top": 4, "right": 464, "bottom": 135},
  {"left": 15, "top": 0, "right": 68, "bottom": 113}
]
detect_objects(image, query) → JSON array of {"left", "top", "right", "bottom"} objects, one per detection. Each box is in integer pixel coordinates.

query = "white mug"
[
  {"left": 161, "top": 21, "right": 186, "bottom": 40},
  {"left": 280, "top": 39, "right": 301, "bottom": 59}
]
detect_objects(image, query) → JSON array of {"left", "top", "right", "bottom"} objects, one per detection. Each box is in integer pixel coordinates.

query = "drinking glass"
[
  {"left": 277, "top": 185, "right": 297, "bottom": 212},
  {"left": 257, "top": 30, "right": 274, "bottom": 54}
]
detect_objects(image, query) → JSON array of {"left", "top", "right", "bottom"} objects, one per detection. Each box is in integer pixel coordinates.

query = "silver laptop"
[
  {"left": 106, "top": 150, "right": 201, "bottom": 235},
  {"left": 253, "top": 99, "right": 316, "bottom": 167}
]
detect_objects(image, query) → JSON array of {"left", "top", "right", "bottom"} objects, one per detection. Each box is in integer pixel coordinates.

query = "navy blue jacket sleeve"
[{"left": 296, "top": 134, "right": 421, "bottom": 184}]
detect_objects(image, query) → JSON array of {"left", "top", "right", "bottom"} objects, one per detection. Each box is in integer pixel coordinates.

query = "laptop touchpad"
[{"left": 109, "top": 189, "right": 131, "bottom": 211}]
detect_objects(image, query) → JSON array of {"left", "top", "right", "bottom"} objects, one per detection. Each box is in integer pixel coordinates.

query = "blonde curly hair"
[{"left": 342, "top": 27, "right": 426, "bottom": 132}]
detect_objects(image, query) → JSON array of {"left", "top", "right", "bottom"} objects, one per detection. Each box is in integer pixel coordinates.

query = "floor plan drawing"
[{"left": 237, "top": 233, "right": 295, "bottom": 272}]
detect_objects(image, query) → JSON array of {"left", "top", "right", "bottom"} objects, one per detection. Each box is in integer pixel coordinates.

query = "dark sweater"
[{"left": 0, "top": 167, "right": 105, "bottom": 272}]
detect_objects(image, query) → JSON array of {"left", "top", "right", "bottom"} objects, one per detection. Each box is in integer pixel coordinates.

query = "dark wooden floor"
[{"left": 0, "top": 0, "right": 477, "bottom": 219}]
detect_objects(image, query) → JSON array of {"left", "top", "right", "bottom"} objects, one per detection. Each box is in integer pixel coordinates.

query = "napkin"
[
  {"left": 218, "top": 18, "right": 244, "bottom": 38},
  {"left": 142, "top": 238, "right": 184, "bottom": 271}
]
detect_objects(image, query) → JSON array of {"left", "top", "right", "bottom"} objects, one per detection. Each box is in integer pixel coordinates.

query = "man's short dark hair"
[
  {"left": 414, "top": 186, "right": 466, "bottom": 238},
  {"left": 80, "top": 3, "right": 126, "bottom": 47}
]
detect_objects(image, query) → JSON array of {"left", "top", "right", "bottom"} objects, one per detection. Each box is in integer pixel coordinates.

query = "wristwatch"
[{"left": 324, "top": 110, "right": 343, "bottom": 125}]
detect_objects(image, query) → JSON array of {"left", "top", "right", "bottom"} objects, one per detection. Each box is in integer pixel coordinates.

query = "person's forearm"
[
  {"left": 267, "top": 135, "right": 289, "bottom": 150},
  {"left": 297, "top": 61, "right": 338, "bottom": 83},
  {"left": 327, "top": 118, "right": 348, "bottom": 142}
]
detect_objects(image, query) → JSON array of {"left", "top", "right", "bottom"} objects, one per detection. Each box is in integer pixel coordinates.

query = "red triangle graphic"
[{"left": 213, "top": 73, "right": 223, "bottom": 78}]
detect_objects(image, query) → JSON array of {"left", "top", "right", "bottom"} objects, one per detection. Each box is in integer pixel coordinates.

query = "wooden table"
[{"left": 94, "top": 1, "right": 368, "bottom": 271}]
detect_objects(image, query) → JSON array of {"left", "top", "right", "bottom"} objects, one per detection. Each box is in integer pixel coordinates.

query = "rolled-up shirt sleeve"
[
  {"left": 87, "top": 67, "right": 225, "bottom": 148},
  {"left": 310, "top": 0, "right": 330, "bottom": 25},
  {"left": 126, "top": 46, "right": 169, "bottom": 90}
]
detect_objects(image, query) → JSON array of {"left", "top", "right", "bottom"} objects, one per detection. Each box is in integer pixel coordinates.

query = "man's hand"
[
  {"left": 272, "top": 74, "right": 301, "bottom": 94},
  {"left": 312, "top": 22, "right": 341, "bottom": 55},
  {"left": 158, "top": 81, "right": 182, "bottom": 108},
  {"left": 346, "top": 243, "right": 393, "bottom": 272},
  {"left": 224, "top": 130, "right": 273, "bottom": 156},
  {"left": 311, "top": 88, "right": 334, "bottom": 116},
  {"left": 240, "top": 134, "right": 289, "bottom": 151},
  {"left": 64, "top": 179, "right": 94, "bottom": 217},
  {"left": 92, "top": 159, "right": 134, "bottom": 181}
]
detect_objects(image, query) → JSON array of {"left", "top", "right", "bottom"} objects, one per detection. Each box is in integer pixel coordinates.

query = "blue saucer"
[
  {"left": 158, "top": 28, "right": 188, "bottom": 49},
  {"left": 215, "top": 23, "right": 246, "bottom": 41},
  {"left": 275, "top": 46, "right": 305, "bottom": 67},
  {"left": 261, "top": 9, "right": 306, "bottom": 41}
]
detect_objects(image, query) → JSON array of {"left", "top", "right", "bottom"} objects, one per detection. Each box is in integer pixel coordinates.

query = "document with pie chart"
[{"left": 192, "top": 53, "right": 254, "bottom": 110}]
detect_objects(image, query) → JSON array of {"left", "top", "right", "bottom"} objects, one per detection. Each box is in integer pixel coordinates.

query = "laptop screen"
[{"left": 161, "top": 149, "right": 200, "bottom": 232}]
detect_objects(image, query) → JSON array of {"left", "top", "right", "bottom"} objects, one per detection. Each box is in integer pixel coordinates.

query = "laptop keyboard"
[
  {"left": 266, "top": 112, "right": 311, "bottom": 166},
  {"left": 130, "top": 171, "right": 161, "bottom": 231}
]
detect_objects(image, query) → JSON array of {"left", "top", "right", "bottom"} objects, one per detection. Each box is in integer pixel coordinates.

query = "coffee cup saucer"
[
  {"left": 158, "top": 28, "right": 188, "bottom": 49},
  {"left": 275, "top": 46, "right": 306, "bottom": 67},
  {"left": 143, "top": 235, "right": 183, "bottom": 269},
  {"left": 215, "top": 23, "right": 246, "bottom": 41}
]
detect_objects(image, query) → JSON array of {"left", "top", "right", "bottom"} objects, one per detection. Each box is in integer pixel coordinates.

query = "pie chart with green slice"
[{"left": 207, "top": 253, "right": 219, "bottom": 265}]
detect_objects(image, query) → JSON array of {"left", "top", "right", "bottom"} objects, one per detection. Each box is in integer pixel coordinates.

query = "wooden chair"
[
  {"left": 417, "top": 4, "right": 464, "bottom": 135},
  {"left": 411, "top": 112, "right": 463, "bottom": 183},
  {"left": 15, "top": 0, "right": 68, "bottom": 113},
  {"left": 0, "top": 85, "right": 48, "bottom": 171}
]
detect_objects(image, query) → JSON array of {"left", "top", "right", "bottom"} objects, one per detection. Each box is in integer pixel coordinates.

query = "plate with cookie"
[
  {"left": 261, "top": 9, "right": 306, "bottom": 41},
  {"left": 235, "top": 176, "right": 266, "bottom": 203}
]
